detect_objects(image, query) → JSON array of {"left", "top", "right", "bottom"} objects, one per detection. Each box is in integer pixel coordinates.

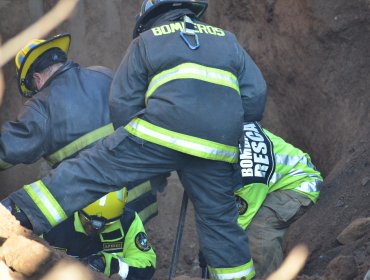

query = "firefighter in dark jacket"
[
  {"left": 42, "top": 188, "right": 156, "bottom": 280},
  {"left": 5, "top": 1, "right": 267, "bottom": 278},
  {"left": 0, "top": 33, "right": 158, "bottom": 224}
]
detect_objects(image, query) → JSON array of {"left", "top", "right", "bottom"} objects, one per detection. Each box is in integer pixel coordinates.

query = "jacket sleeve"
[
  {"left": 109, "top": 38, "right": 150, "bottom": 130},
  {"left": 235, "top": 40, "right": 267, "bottom": 122},
  {"left": 121, "top": 212, "right": 156, "bottom": 280},
  {"left": 0, "top": 101, "right": 48, "bottom": 170}
]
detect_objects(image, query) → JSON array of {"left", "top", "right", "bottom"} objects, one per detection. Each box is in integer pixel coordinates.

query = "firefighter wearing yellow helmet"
[
  {"left": 1, "top": 32, "right": 161, "bottom": 234},
  {"left": 0, "top": 32, "right": 114, "bottom": 171},
  {"left": 43, "top": 188, "right": 156, "bottom": 279},
  {"left": 7, "top": 0, "right": 267, "bottom": 279}
]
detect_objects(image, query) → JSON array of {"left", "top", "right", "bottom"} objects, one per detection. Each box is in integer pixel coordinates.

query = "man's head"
[
  {"left": 133, "top": 0, "right": 208, "bottom": 38},
  {"left": 15, "top": 33, "right": 70, "bottom": 98},
  {"left": 78, "top": 188, "right": 128, "bottom": 236}
]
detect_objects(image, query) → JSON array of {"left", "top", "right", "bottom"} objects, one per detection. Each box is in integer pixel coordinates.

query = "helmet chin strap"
[{"left": 179, "top": 15, "right": 200, "bottom": 50}]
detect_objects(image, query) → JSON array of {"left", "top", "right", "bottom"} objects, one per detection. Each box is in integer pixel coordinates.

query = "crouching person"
[
  {"left": 42, "top": 188, "right": 156, "bottom": 280},
  {"left": 236, "top": 122, "right": 323, "bottom": 278}
]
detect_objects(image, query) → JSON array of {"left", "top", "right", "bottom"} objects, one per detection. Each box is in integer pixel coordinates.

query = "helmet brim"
[
  {"left": 133, "top": 1, "right": 208, "bottom": 38},
  {"left": 17, "top": 33, "right": 71, "bottom": 97}
]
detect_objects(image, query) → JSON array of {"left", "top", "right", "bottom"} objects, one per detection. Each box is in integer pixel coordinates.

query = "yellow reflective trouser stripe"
[
  {"left": 208, "top": 259, "right": 255, "bottom": 280},
  {"left": 145, "top": 62, "right": 240, "bottom": 104},
  {"left": 24, "top": 180, "right": 67, "bottom": 227},
  {"left": 127, "top": 181, "right": 151, "bottom": 203},
  {"left": 125, "top": 118, "right": 238, "bottom": 163},
  {"left": 137, "top": 202, "right": 158, "bottom": 224},
  {"left": 0, "top": 159, "right": 13, "bottom": 170},
  {"left": 46, "top": 123, "right": 114, "bottom": 166}
]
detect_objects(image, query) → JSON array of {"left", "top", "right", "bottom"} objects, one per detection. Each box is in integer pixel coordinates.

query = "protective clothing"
[
  {"left": 15, "top": 33, "right": 70, "bottom": 97},
  {"left": 10, "top": 7, "right": 267, "bottom": 280},
  {"left": 235, "top": 123, "right": 322, "bottom": 229},
  {"left": 42, "top": 208, "right": 156, "bottom": 279},
  {"left": 0, "top": 61, "right": 113, "bottom": 170},
  {"left": 235, "top": 123, "right": 322, "bottom": 278},
  {"left": 4, "top": 37, "right": 159, "bottom": 225}
]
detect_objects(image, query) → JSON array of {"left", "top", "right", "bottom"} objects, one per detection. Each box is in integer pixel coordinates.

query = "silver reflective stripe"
[
  {"left": 145, "top": 62, "right": 240, "bottom": 104},
  {"left": 148, "top": 66, "right": 238, "bottom": 91},
  {"left": 275, "top": 154, "right": 308, "bottom": 167},
  {"left": 209, "top": 266, "right": 255, "bottom": 280},
  {"left": 29, "top": 182, "right": 64, "bottom": 223},
  {"left": 130, "top": 120, "right": 236, "bottom": 159},
  {"left": 288, "top": 168, "right": 306, "bottom": 177},
  {"left": 295, "top": 180, "right": 322, "bottom": 192},
  {"left": 269, "top": 171, "right": 283, "bottom": 184}
]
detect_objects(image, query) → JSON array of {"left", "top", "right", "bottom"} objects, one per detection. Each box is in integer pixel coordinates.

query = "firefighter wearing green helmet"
[
  {"left": 6, "top": 1, "right": 267, "bottom": 279},
  {"left": 42, "top": 188, "right": 156, "bottom": 280},
  {"left": 1, "top": 33, "right": 162, "bottom": 226}
]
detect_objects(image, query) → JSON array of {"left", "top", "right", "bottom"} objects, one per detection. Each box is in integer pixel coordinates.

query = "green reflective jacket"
[
  {"left": 42, "top": 208, "right": 156, "bottom": 278},
  {"left": 235, "top": 129, "right": 323, "bottom": 229}
]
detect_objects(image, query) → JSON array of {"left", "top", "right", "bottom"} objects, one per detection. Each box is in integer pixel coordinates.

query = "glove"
[
  {"left": 112, "top": 257, "right": 129, "bottom": 279},
  {"left": 81, "top": 254, "right": 106, "bottom": 273},
  {"left": 1, "top": 197, "right": 33, "bottom": 230}
]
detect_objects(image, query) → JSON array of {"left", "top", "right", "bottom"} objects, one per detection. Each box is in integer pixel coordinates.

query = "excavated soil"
[{"left": 0, "top": 0, "right": 369, "bottom": 279}]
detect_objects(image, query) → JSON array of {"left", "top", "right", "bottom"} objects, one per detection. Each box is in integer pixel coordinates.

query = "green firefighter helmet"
[{"left": 133, "top": 0, "right": 208, "bottom": 38}]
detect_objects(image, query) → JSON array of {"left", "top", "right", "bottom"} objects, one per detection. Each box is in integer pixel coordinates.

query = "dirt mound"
[{"left": 0, "top": 0, "right": 369, "bottom": 279}]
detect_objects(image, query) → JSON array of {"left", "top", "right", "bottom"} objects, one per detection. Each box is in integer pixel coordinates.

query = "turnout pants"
[
  {"left": 11, "top": 127, "right": 252, "bottom": 276},
  {"left": 246, "top": 190, "right": 312, "bottom": 278}
]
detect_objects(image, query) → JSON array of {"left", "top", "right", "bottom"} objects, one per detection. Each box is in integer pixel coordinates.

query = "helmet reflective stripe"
[
  {"left": 83, "top": 188, "right": 128, "bottom": 221},
  {"left": 145, "top": 62, "right": 240, "bottom": 105},
  {"left": 17, "top": 44, "right": 37, "bottom": 66},
  {"left": 208, "top": 259, "right": 255, "bottom": 279},
  {"left": 45, "top": 123, "right": 114, "bottom": 166},
  {"left": 125, "top": 118, "right": 238, "bottom": 163},
  {"left": 24, "top": 180, "right": 67, "bottom": 226},
  {"left": 15, "top": 39, "right": 45, "bottom": 71},
  {"left": 99, "top": 195, "right": 107, "bottom": 206},
  {"left": 141, "top": 0, "right": 154, "bottom": 15},
  {"left": 134, "top": 0, "right": 208, "bottom": 38}
]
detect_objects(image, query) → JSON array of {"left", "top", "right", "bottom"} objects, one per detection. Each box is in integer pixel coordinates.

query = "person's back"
[
  {"left": 0, "top": 34, "right": 113, "bottom": 169},
  {"left": 112, "top": 9, "right": 266, "bottom": 163},
  {"left": 32, "top": 64, "right": 112, "bottom": 166}
]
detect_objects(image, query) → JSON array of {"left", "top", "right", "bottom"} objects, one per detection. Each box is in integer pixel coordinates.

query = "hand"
[
  {"left": 1, "top": 197, "right": 33, "bottom": 230},
  {"left": 81, "top": 254, "right": 106, "bottom": 273}
]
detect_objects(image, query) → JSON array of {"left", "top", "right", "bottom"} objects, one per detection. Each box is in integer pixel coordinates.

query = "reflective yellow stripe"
[
  {"left": 125, "top": 118, "right": 238, "bottom": 163},
  {"left": 145, "top": 62, "right": 240, "bottom": 104},
  {"left": 137, "top": 202, "right": 158, "bottom": 224},
  {"left": 0, "top": 159, "right": 13, "bottom": 170},
  {"left": 127, "top": 181, "right": 152, "bottom": 203},
  {"left": 208, "top": 259, "right": 255, "bottom": 280},
  {"left": 46, "top": 123, "right": 114, "bottom": 166},
  {"left": 24, "top": 180, "right": 67, "bottom": 226}
]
